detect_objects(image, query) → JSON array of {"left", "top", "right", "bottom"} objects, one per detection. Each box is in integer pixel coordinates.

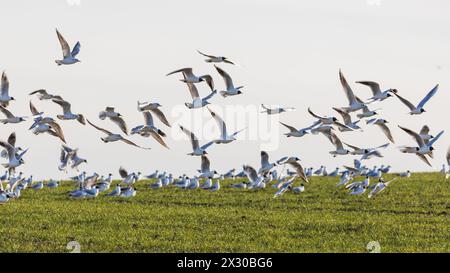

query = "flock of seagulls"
[{"left": 0, "top": 28, "right": 448, "bottom": 205}]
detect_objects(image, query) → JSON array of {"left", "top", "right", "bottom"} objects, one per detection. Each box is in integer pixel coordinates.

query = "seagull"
[
  {"left": 207, "top": 107, "right": 245, "bottom": 144},
  {"left": 182, "top": 82, "right": 217, "bottom": 109},
  {"left": 136, "top": 102, "right": 171, "bottom": 127},
  {"left": 338, "top": 70, "right": 366, "bottom": 112},
  {"left": 179, "top": 125, "right": 214, "bottom": 156},
  {"left": 329, "top": 133, "right": 350, "bottom": 157},
  {"left": 98, "top": 107, "right": 128, "bottom": 135},
  {"left": 356, "top": 105, "right": 379, "bottom": 119},
  {"left": 286, "top": 161, "right": 309, "bottom": 183},
  {"left": 62, "top": 145, "right": 87, "bottom": 170},
  {"left": 279, "top": 121, "right": 320, "bottom": 137},
  {"left": 52, "top": 98, "right": 85, "bottom": 125},
  {"left": 261, "top": 104, "right": 295, "bottom": 115},
  {"left": 0, "top": 140, "right": 28, "bottom": 174},
  {"left": 119, "top": 187, "right": 137, "bottom": 198},
  {"left": 308, "top": 108, "right": 337, "bottom": 125},
  {"left": 214, "top": 65, "right": 243, "bottom": 97},
  {"left": 276, "top": 156, "right": 300, "bottom": 165},
  {"left": 393, "top": 84, "right": 439, "bottom": 115},
  {"left": 87, "top": 119, "right": 150, "bottom": 149},
  {"left": 368, "top": 177, "right": 397, "bottom": 198},
  {"left": 0, "top": 106, "right": 26, "bottom": 124},
  {"left": 55, "top": 29, "right": 81, "bottom": 65},
  {"left": 356, "top": 81, "right": 397, "bottom": 102},
  {"left": 197, "top": 50, "right": 235, "bottom": 65},
  {"left": 344, "top": 143, "right": 389, "bottom": 156},
  {"left": 258, "top": 151, "right": 276, "bottom": 175},
  {"left": 419, "top": 125, "right": 434, "bottom": 144},
  {"left": 29, "top": 89, "right": 59, "bottom": 100},
  {"left": 346, "top": 176, "right": 370, "bottom": 195},
  {"left": 398, "top": 125, "right": 444, "bottom": 158},
  {"left": 332, "top": 107, "right": 361, "bottom": 130},
  {"left": 119, "top": 167, "right": 141, "bottom": 185},
  {"left": 1, "top": 133, "right": 24, "bottom": 166},
  {"left": 29, "top": 102, "right": 66, "bottom": 143},
  {"left": 366, "top": 118, "right": 395, "bottom": 144},
  {"left": 0, "top": 72, "right": 15, "bottom": 107},
  {"left": 199, "top": 155, "right": 218, "bottom": 178},
  {"left": 166, "top": 67, "right": 207, "bottom": 83},
  {"left": 106, "top": 184, "right": 121, "bottom": 197},
  {"left": 243, "top": 165, "right": 266, "bottom": 188},
  {"left": 209, "top": 180, "right": 220, "bottom": 192},
  {"left": 131, "top": 111, "right": 169, "bottom": 149},
  {"left": 398, "top": 170, "right": 411, "bottom": 178}
]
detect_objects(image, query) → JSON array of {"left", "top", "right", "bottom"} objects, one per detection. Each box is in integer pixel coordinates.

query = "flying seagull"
[
  {"left": 87, "top": 119, "right": 150, "bottom": 150},
  {"left": 0, "top": 106, "right": 27, "bottom": 124},
  {"left": 55, "top": 28, "right": 81, "bottom": 65},
  {"left": 207, "top": 107, "right": 245, "bottom": 144},
  {"left": 197, "top": 50, "right": 235, "bottom": 65},
  {"left": 29, "top": 89, "right": 59, "bottom": 100},
  {"left": 0, "top": 140, "right": 28, "bottom": 175},
  {"left": 398, "top": 125, "right": 444, "bottom": 158},
  {"left": 179, "top": 125, "right": 214, "bottom": 156},
  {"left": 356, "top": 81, "right": 397, "bottom": 102},
  {"left": 366, "top": 118, "right": 395, "bottom": 144},
  {"left": 280, "top": 121, "right": 320, "bottom": 137},
  {"left": 131, "top": 111, "right": 169, "bottom": 149},
  {"left": 214, "top": 65, "right": 243, "bottom": 97},
  {"left": 0, "top": 72, "right": 14, "bottom": 108},
  {"left": 393, "top": 84, "right": 439, "bottom": 115},
  {"left": 338, "top": 70, "right": 365, "bottom": 112},
  {"left": 261, "top": 104, "right": 295, "bottom": 115},
  {"left": 332, "top": 107, "right": 361, "bottom": 130},
  {"left": 137, "top": 102, "right": 171, "bottom": 127},
  {"left": 52, "top": 98, "right": 86, "bottom": 125},
  {"left": 308, "top": 107, "right": 337, "bottom": 125},
  {"left": 166, "top": 67, "right": 208, "bottom": 83},
  {"left": 98, "top": 107, "right": 128, "bottom": 135},
  {"left": 182, "top": 82, "right": 216, "bottom": 109}
]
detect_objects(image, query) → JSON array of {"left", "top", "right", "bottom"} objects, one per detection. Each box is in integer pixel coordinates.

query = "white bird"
[
  {"left": 107, "top": 184, "right": 121, "bottom": 197},
  {"left": 131, "top": 111, "right": 169, "bottom": 149},
  {"left": 29, "top": 103, "right": 66, "bottom": 143},
  {"left": 52, "top": 97, "right": 85, "bottom": 125},
  {"left": 200, "top": 178, "right": 212, "bottom": 189},
  {"left": 136, "top": 102, "right": 171, "bottom": 127},
  {"left": 214, "top": 65, "right": 243, "bottom": 97},
  {"left": 31, "top": 181, "right": 44, "bottom": 190},
  {"left": 0, "top": 140, "right": 28, "bottom": 174},
  {"left": 368, "top": 177, "right": 397, "bottom": 198},
  {"left": 29, "top": 89, "right": 59, "bottom": 100},
  {"left": 98, "top": 107, "right": 128, "bottom": 135},
  {"left": 356, "top": 105, "right": 379, "bottom": 119},
  {"left": 261, "top": 104, "right": 295, "bottom": 115},
  {"left": 197, "top": 50, "right": 235, "bottom": 65},
  {"left": 199, "top": 155, "right": 218, "bottom": 178},
  {"left": 181, "top": 81, "right": 217, "bottom": 109},
  {"left": 332, "top": 107, "right": 361, "bottom": 131},
  {"left": 166, "top": 67, "right": 209, "bottom": 83},
  {"left": 207, "top": 107, "right": 245, "bottom": 144},
  {"left": 179, "top": 125, "right": 214, "bottom": 156},
  {"left": 0, "top": 106, "right": 26, "bottom": 124},
  {"left": 62, "top": 145, "right": 87, "bottom": 170},
  {"left": 209, "top": 180, "right": 220, "bottom": 192},
  {"left": 308, "top": 108, "right": 337, "bottom": 125},
  {"left": 0, "top": 72, "right": 15, "bottom": 107},
  {"left": 398, "top": 170, "right": 411, "bottom": 178},
  {"left": 366, "top": 118, "right": 395, "bottom": 144},
  {"left": 393, "top": 84, "right": 439, "bottom": 115},
  {"left": 47, "top": 180, "right": 59, "bottom": 188},
  {"left": 119, "top": 167, "right": 141, "bottom": 185},
  {"left": 258, "top": 151, "right": 276, "bottom": 175},
  {"left": 279, "top": 121, "right": 320, "bottom": 137},
  {"left": 55, "top": 29, "right": 81, "bottom": 65},
  {"left": 329, "top": 133, "right": 350, "bottom": 157},
  {"left": 356, "top": 81, "right": 397, "bottom": 102},
  {"left": 338, "top": 70, "right": 366, "bottom": 112},
  {"left": 120, "top": 187, "right": 137, "bottom": 198},
  {"left": 87, "top": 119, "right": 150, "bottom": 150},
  {"left": 346, "top": 176, "right": 370, "bottom": 195},
  {"left": 398, "top": 126, "right": 444, "bottom": 166}
]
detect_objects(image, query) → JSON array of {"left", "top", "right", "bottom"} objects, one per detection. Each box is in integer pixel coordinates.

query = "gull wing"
[
  {"left": 87, "top": 119, "right": 113, "bottom": 136},
  {"left": 417, "top": 84, "right": 439, "bottom": 109},
  {"left": 398, "top": 126, "right": 424, "bottom": 147},
  {"left": 56, "top": 29, "right": 71, "bottom": 58},
  {"left": 339, "top": 70, "right": 357, "bottom": 104},
  {"left": 356, "top": 81, "right": 381, "bottom": 96},
  {"left": 214, "top": 65, "right": 234, "bottom": 90}
]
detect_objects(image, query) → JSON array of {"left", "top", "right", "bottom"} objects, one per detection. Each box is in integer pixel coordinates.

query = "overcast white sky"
[{"left": 0, "top": 0, "right": 449, "bottom": 180}]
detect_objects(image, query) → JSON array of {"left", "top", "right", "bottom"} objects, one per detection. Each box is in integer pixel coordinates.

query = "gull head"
[
  {"left": 237, "top": 90, "right": 243, "bottom": 94},
  {"left": 421, "top": 108, "right": 426, "bottom": 113}
]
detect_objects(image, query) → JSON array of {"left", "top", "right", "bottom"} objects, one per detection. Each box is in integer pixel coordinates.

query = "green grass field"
[{"left": 0, "top": 173, "right": 449, "bottom": 253}]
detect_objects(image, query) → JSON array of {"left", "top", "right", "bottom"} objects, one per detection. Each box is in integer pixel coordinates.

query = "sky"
[{"left": 0, "top": 0, "right": 449, "bottom": 180}]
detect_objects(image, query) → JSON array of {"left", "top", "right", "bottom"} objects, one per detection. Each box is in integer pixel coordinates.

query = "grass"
[{"left": 0, "top": 173, "right": 449, "bottom": 253}]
